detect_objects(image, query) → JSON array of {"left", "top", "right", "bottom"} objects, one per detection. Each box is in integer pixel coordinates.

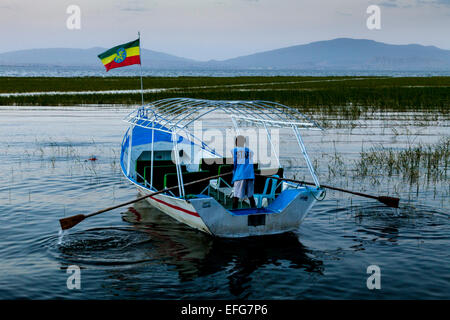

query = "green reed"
[
  {"left": 0, "top": 76, "right": 449, "bottom": 117},
  {"left": 355, "top": 137, "right": 449, "bottom": 183}
]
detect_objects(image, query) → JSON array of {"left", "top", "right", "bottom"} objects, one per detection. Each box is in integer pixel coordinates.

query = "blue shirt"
[{"left": 232, "top": 147, "right": 255, "bottom": 183}]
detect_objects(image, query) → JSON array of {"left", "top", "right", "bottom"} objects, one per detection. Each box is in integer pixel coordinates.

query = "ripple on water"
[{"left": 43, "top": 227, "right": 157, "bottom": 267}]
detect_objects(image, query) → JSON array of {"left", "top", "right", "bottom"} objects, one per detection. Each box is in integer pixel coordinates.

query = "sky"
[{"left": 0, "top": 0, "right": 449, "bottom": 61}]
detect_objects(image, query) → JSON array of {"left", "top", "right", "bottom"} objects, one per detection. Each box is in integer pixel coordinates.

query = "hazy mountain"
[
  {"left": 216, "top": 38, "right": 450, "bottom": 70},
  {"left": 0, "top": 47, "right": 198, "bottom": 68},
  {"left": 1, "top": 38, "right": 450, "bottom": 70}
]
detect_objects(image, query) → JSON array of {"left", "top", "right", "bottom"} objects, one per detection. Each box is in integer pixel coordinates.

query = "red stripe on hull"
[
  {"left": 104, "top": 55, "right": 141, "bottom": 71},
  {"left": 150, "top": 196, "right": 200, "bottom": 217}
]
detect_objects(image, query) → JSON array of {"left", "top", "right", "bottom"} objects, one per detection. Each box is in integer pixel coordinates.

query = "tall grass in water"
[
  {"left": 355, "top": 137, "right": 449, "bottom": 183},
  {"left": 0, "top": 76, "right": 449, "bottom": 116}
]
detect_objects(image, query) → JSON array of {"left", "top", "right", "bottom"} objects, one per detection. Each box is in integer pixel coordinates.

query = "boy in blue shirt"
[{"left": 232, "top": 135, "right": 256, "bottom": 209}]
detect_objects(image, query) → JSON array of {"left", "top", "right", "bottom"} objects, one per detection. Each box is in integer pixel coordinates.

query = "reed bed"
[
  {"left": 355, "top": 137, "right": 449, "bottom": 183},
  {"left": 0, "top": 76, "right": 348, "bottom": 93},
  {"left": 0, "top": 76, "right": 449, "bottom": 117}
]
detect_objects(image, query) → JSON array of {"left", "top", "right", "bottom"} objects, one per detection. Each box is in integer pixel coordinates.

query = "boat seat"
[
  {"left": 163, "top": 170, "right": 213, "bottom": 197},
  {"left": 199, "top": 157, "right": 233, "bottom": 174},
  {"left": 254, "top": 175, "right": 279, "bottom": 208},
  {"left": 217, "top": 165, "right": 234, "bottom": 188},
  {"left": 135, "top": 159, "right": 177, "bottom": 182},
  {"left": 208, "top": 166, "right": 282, "bottom": 203},
  {"left": 143, "top": 165, "right": 186, "bottom": 190},
  {"left": 254, "top": 167, "right": 283, "bottom": 194}
]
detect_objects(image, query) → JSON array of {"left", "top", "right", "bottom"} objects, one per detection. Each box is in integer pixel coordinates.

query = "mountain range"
[{"left": 1, "top": 38, "right": 450, "bottom": 71}]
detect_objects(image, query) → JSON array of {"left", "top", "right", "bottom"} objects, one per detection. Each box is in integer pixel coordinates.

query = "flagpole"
[{"left": 138, "top": 31, "right": 144, "bottom": 106}]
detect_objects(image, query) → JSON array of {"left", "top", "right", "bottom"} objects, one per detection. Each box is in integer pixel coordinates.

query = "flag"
[{"left": 98, "top": 39, "right": 140, "bottom": 71}]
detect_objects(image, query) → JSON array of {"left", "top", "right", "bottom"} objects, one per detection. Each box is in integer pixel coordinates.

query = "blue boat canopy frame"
[{"left": 121, "top": 98, "right": 323, "bottom": 199}]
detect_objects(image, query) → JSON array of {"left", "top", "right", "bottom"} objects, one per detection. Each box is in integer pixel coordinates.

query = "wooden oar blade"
[
  {"left": 59, "top": 214, "right": 86, "bottom": 230},
  {"left": 377, "top": 196, "right": 400, "bottom": 208}
]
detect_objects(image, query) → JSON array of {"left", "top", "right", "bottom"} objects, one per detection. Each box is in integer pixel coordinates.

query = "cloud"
[
  {"left": 434, "top": 0, "right": 450, "bottom": 5},
  {"left": 0, "top": 1, "right": 17, "bottom": 10},
  {"left": 120, "top": 6, "right": 150, "bottom": 12},
  {"left": 378, "top": 0, "right": 400, "bottom": 7},
  {"left": 377, "top": 0, "right": 415, "bottom": 7},
  {"left": 117, "top": 0, "right": 154, "bottom": 12},
  {"left": 378, "top": 0, "right": 450, "bottom": 7},
  {"left": 336, "top": 10, "right": 353, "bottom": 16}
]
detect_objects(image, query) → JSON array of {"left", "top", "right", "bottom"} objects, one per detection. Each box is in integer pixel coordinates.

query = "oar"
[
  {"left": 59, "top": 172, "right": 233, "bottom": 230},
  {"left": 257, "top": 175, "right": 400, "bottom": 208}
]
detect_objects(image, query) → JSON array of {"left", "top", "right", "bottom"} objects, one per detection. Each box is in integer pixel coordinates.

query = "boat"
[{"left": 120, "top": 98, "right": 324, "bottom": 238}]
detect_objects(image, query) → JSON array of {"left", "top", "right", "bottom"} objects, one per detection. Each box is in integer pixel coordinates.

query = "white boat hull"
[
  {"left": 136, "top": 185, "right": 212, "bottom": 235},
  {"left": 136, "top": 184, "right": 322, "bottom": 238}
]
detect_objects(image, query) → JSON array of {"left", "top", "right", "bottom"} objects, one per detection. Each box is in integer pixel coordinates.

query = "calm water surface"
[
  {"left": 2, "top": 65, "right": 450, "bottom": 77},
  {"left": 0, "top": 106, "right": 448, "bottom": 299}
]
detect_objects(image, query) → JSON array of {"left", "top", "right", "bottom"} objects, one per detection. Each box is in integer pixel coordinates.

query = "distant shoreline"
[
  {"left": 1, "top": 67, "right": 450, "bottom": 78},
  {"left": 1, "top": 64, "right": 450, "bottom": 78}
]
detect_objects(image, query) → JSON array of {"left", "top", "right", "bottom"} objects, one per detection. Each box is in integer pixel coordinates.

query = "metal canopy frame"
[
  {"left": 123, "top": 98, "right": 322, "bottom": 133},
  {"left": 123, "top": 98, "right": 322, "bottom": 197}
]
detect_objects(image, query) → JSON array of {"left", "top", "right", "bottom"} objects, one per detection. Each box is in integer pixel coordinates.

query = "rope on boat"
[
  {"left": 310, "top": 187, "right": 326, "bottom": 201},
  {"left": 294, "top": 180, "right": 326, "bottom": 201}
]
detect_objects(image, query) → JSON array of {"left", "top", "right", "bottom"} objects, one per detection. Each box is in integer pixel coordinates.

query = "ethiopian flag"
[{"left": 98, "top": 39, "right": 140, "bottom": 71}]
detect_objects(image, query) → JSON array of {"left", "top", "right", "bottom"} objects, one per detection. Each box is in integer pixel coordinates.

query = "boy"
[{"left": 232, "top": 135, "right": 256, "bottom": 209}]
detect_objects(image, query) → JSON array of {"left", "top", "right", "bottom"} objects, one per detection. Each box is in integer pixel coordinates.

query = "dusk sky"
[{"left": 0, "top": 0, "right": 449, "bottom": 60}]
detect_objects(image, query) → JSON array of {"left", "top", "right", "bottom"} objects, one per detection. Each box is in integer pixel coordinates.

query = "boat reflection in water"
[{"left": 121, "top": 201, "right": 324, "bottom": 296}]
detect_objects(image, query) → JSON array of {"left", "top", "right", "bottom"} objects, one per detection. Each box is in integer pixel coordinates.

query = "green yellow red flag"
[{"left": 98, "top": 39, "right": 140, "bottom": 71}]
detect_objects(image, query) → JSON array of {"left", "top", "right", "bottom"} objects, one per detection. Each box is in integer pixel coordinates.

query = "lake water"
[
  {"left": 0, "top": 106, "right": 448, "bottom": 299},
  {"left": 1, "top": 65, "right": 450, "bottom": 77}
]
